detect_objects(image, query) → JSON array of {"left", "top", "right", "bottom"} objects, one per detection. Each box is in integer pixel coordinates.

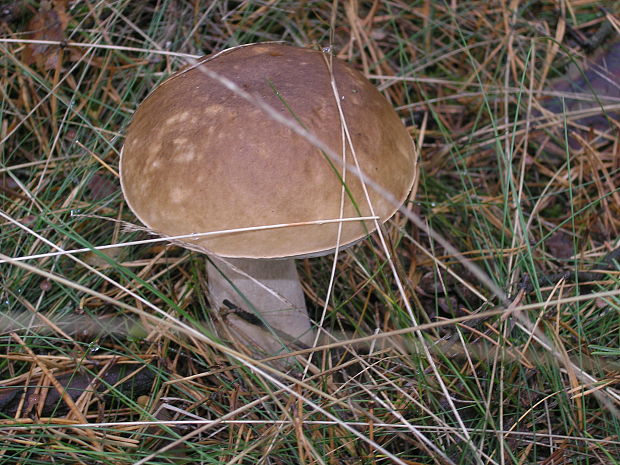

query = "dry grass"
[{"left": 0, "top": 1, "right": 619, "bottom": 464}]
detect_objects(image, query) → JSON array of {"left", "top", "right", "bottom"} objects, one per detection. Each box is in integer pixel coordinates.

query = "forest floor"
[{"left": 0, "top": 1, "right": 619, "bottom": 464}]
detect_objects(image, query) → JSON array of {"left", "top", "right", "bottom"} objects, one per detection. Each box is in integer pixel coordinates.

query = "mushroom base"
[{"left": 206, "top": 257, "right": 315, "bottom": 361}]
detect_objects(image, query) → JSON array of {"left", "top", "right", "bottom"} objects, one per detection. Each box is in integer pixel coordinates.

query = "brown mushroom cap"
[{"left": 120, "top": 43, "right": 417, "bottom": 258}]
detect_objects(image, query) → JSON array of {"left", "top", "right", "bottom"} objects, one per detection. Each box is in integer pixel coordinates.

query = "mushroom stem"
[{"left": 206, "top": 257, "right": 315, "bottom": 358}]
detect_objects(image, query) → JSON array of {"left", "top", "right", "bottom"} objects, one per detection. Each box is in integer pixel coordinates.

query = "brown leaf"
[
  {"left": 87, "top": 173, "right": 116, "bottom": 200},
  {"left": 546, "top": 230, "right": 574, "bottom": 259},
  {"left": 83, "top": 246, "right": 124, "bottom": 268},
  {"left": 0, "top": 173, "right": 19, "bottom": 192},
  {"left": 0, "top": 364, "right": 155, "bottom": 417},
  {"left": 542, "top": 39, "right": 620, "bottom": 147},
  {"left": 22, "top": 0, "right": 70, "bottom": 70},
  {"left": 0, "top": 1, "right": 28, "bottom": 24}
]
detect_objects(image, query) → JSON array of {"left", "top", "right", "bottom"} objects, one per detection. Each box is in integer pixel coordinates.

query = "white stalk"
[{"left": 206, "top": 257, "right": 315, "bottom": 360}]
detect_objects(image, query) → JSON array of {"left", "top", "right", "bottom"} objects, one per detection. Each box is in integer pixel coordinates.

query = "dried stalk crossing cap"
[{"left": 120, "top": 43, "right": 417, "bottom": 258}]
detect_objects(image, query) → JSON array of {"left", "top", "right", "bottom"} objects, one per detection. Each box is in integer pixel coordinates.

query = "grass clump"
[{"left": 1, "top": 1, "right": 619, "bottom": 464}]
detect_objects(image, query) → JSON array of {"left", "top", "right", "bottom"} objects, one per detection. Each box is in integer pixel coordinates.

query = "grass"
[{"left": 1, "top": 0, "right": 619, "bottom": 464}]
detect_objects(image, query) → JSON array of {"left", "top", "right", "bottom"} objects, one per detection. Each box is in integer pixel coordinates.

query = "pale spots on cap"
[
  {"left": 133, "top": 182, "right": 149, "bottom": 203},
  {"left": 173, "top": 137, "right": 189, "bottom": 146},
  {"left": 131, "top": 137, "right": 149, "bottom": 155},
  {"left": 147, "top": 142, "right": 161, "bottom": 157},
  {"left": 146, "top": 143, "right": 163, "bottom": 171},
  {"left": 204, "top": 104, "right": 224, "bottom": 116},
  {"left": 176, "top": 149, "right": 197, "bottom": 163},
  {"left": 164, "top": 111, "right": 191, "bottom": 126},
  {"left": 163, "top": 116, "right": 178, "bottom": 127},
  {"left": 120, "top": 43, "right": 417, "bottom": 259},
  {"left": 252, "top": 45, "right": 271, "bottom": 54},
  {"left": 170, "top": 187, "right": 186, "bottom": 204},
  {"left": 125, "top": 138, "right": 138, "bottom": 152},
  {"left": 146, "top": 208, "right": 159, "bottom": 222}
]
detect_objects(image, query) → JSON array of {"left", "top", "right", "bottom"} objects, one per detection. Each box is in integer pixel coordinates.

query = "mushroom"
[{"left": 120, "top": 43, "right": 417, "bottom": 361}]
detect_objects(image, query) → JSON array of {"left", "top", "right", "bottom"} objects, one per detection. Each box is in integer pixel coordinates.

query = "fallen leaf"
[
  {"left": 87, "top": 173, "right": 116, "bottom": 200},
  {"left": 541, "top": 39, "right": 620, "bottom": 147},
  {"left": 84, "top": 246, "right": 124, "bottom": 268},
  {"left": 546, "top": 230, "right": 574, "bottom": 259},
  {"left": 22, "top": 0, "right": 70, "bottom": 71},
  {"left": 0, "top": 1, "right": 28, "bottom": 24},
  {"left": 0, "top": 364, "right": 155, "bottom": 417}
]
